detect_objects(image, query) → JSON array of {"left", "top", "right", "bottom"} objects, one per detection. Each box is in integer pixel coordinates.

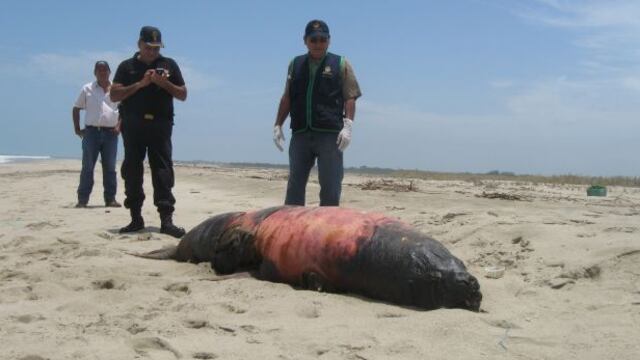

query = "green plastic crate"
[{"left": 587, "top": 185, "right": 607, "bottom": 197}]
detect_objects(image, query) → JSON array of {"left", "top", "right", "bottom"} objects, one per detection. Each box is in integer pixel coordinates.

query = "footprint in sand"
[
  {"left": 1, "top": 269, "right": 30, "bottom": 281},
  {"left": 25, "top": 221, "right": 60, "bottom": 230},
  {"left": 164, "top": 282, "right": 190, "bottom": 295},
  {"left": 192, "top": 353, "right": 218, "bottom": 359},
  {"left": 210, "top": 324, "right": 237, "bottom": 336},
  {"left": 92, "top": 279, "right": 126, "bottom": 290},
  {"left": 76, "top": 249, "right": 102, "bottom": 257},
  {"left": 13, "top": 314, "right": 45, "bottom": 323},
  {"left": 603, "top": 226, "right": 638, "bottom": 234},
  {"left": 130, "top": 337, "right": 182, "bottom": 359},
  {"left": 126, "top": 322, "right": 147, "bottom": 335},
  {"left": 1, "top": 284, "right": 39, "bottom": 302},
  {"left": 56, "top": 237, "right": 79, "bottom": 245},
  {"left": 216, "top": 302, "right": 247, "bottom": 314},
  {"left": 24, "top": 248, "right": 54, "bottom": 258},
  {"left": 547, "top": 278, "right": 575, "bottom": 289},
  {"left": 576, "top": 233, "right": 596, "bottom": 238},
  {"left": 184, "top": 318, "right": 209, "bottom": 329},
  {"left": 2, "top": 235, "right": 36, "bottom": 249},
  {"left": 96, "top": 232, "right": 114, "bottom": 240},
  {"left": 562, "top": 264, "right": 601, "bottom": 279},
  {"left": 239, "top": 324, "right": 260, "bottom": 334}
]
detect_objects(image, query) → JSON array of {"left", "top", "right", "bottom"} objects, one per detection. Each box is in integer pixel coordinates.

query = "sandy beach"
[{"left": 1, "top": 159, "right": 638, "bottom": 360}]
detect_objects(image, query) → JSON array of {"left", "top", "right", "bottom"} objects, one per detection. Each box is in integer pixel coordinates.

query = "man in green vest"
[{"left": 273, "top": 19, "right": 362, "bottom": 206}]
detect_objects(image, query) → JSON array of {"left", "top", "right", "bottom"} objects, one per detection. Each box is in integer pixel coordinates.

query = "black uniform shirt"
[{"left": 113, "top": 52, "right": 185, "bottom": 120}]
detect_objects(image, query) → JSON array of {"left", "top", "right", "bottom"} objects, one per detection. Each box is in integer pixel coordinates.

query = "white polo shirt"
[{"left": 74, "top": 81, "right": 119, "bottom": 127}]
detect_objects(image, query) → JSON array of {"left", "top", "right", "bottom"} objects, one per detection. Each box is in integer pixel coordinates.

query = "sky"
[{"left": 0, "top": 0, "right": 638, "bottom": 176}]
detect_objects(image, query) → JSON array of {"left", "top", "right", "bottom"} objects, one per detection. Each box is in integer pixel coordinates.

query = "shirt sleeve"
[
  {"left": 282, "top": 59, "right": 294, "bottom": 97},
  {"left": 112, "top": 61, "right": 127, "bottom": 85},
  {"left": 169, "top": 59, "right": 185, "bottom": 86},
  {"left": 342, "top": 59, "right": 362, "bottom": 100},
  {"left": 74, "top": 86, "right": 87, "bottom": 109}
]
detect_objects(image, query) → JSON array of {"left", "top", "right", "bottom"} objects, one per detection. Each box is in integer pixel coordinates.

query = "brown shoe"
[{"left": 105, "top": 200, "right": 122, "bottom": 208}]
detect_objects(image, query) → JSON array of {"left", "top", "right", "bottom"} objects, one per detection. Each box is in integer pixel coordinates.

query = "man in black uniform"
[{"left": 111, "top": 26, "right": 187, "bottom": 238}]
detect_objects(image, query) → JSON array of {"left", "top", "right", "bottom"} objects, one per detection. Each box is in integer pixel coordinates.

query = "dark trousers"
[
  {"left": 121, "top": 116, "right": 176, "bottom": 215},
  {"left": 285, "top": 131, "right": 343, "bottom": 206}
]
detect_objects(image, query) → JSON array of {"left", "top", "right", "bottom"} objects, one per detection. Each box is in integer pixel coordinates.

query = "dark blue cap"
[
  {"left": 139, "top": 26, "right": 164, "bottom": 47},
  {"left": 305, "top": 20, "right": 330, "bottom": 38}
]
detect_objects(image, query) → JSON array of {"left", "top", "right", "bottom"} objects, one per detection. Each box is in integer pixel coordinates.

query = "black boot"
[
  {"left": 160, "top": 213, "right": 186, "bottom": 238},
  {"left": 119, "top": 209, "right": 145, "bottom": 233}
]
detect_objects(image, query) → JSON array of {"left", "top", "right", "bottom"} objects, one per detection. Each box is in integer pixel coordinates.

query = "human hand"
[
  {"left": 336, "top": 118, "right": 353, "bottom": 152},
  {"left": 113, "top": 121, "right": 121, "bottom": 135},
  {"left": 139, "top": 69, "right": 154, "bottom": 88},
  {"left": 150, "top": 69, "right": 169, "bottom": 86},
  {"left": 273, "top": 125, "right": 285, "bottom": 152},
  {"left": 75, "top": 128, "right": 84, "bottom": 138}
]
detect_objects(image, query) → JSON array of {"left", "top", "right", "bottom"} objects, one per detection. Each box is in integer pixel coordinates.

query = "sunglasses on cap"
[{"left": 308, "top": 37, "right": 328, "bottom": 44}]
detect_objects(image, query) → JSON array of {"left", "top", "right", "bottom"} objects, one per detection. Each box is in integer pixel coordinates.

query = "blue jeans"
[
  {"left": 77, "top": 127, "right": 119, "bottom": 204},
  {"left": 285, "top": 131, "right": 343, "bottom": 206}
]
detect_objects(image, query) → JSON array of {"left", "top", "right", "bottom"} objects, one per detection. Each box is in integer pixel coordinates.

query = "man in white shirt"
[{"left": 72, "top": 61, "right": 122, "bottom": 208}]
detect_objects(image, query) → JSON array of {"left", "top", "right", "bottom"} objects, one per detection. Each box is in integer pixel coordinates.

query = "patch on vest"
[{"left": 321, "top": 65, "right": 333, "bottom": 77}]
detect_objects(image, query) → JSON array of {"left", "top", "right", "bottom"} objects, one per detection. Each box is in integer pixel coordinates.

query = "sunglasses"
[{"left": 309, "top": 37, "right": 328, "bottom": 44}]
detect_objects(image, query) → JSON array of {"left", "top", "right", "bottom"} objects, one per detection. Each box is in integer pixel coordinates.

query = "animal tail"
[{"left": 127, "top": 245, "right": 178, "bottom": 260}]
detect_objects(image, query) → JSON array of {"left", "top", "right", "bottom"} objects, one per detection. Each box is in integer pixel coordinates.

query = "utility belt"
[
  {"left": 123, "top": 112, "right": 172, "bottom": 122},
  {"left": 119, "top": 108, "right": 173, "bottom": 126}
]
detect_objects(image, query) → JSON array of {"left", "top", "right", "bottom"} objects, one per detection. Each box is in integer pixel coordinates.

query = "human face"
[
  {"left": 304, "top": 36, "right": 330, "bottom": 60},
  {"left": 138, "top": 41, "right": 161, "bottom": 64},
  {"left": 94, "top": 65, "right": 110, "bottom": 82}
]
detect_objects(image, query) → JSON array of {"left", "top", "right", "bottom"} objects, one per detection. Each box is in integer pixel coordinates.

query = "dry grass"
[
  {"left": 356, "top": 179, "right": 418, "bottom": 192},
  {"left": 376, "top": 170, "right": 640, "bottom": 187}
]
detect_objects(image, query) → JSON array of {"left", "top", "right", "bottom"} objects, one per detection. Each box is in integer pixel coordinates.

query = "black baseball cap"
[
  {"left": 139, "top": 26, "right": 164, "bottom": 47},
  {"left": 305, "top": 20, "right": 330, "bottom": 39},
  {"left": 94, "top": 60, "right": 110, "bottom": 71}
]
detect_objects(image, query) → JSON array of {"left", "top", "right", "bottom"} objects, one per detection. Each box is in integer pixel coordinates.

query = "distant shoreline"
[
  {"left": 2, "top": 156, "right": 637, "bottom": 187},
  {"left": 175, "top": 160, "right": 639, "bottom": 188},
  {"left": 0, "top": 155, "right": 51, "bottom": 164}
]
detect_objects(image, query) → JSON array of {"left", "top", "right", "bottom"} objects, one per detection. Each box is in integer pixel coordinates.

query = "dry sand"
[{"left": 1, "top": 159, "right": 638, "bottom": 360}]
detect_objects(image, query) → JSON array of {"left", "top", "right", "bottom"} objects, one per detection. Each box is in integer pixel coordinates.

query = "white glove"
[
  {"left": 273, "top": 125, "right": 285, "bottom": 152},
  {"left": 336, "top": 118, "right": 353, "bottom": 152}
]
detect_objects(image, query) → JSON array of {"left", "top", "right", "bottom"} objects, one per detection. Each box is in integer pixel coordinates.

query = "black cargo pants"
[{"left": 120, "top": 115, "right": 176, "bottom": 215}]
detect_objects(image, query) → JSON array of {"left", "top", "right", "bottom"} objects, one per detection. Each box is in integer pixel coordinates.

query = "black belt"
[{"left": 86, "top": 125, "right": 115, "bottom": 130}]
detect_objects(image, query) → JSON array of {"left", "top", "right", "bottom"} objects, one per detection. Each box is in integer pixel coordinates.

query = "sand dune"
[{"left": 1, "top": 159, "right": 638, "bottom": 359}]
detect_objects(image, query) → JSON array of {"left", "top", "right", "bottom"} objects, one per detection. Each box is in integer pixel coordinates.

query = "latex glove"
[
  {"left": 273, "top": 125, "right": 285, "bottom": 152},
  {"left": 336, "top": 118, "right": 353, "bottom": 152}
]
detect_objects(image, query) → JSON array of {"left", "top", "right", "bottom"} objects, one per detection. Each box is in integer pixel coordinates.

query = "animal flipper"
[{"left": 127, "top": 245, "right": 178, "bottom": 260}]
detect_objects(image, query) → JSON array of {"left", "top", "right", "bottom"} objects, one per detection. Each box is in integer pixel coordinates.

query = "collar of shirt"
[{"left": 133, "top": 52, "right": 166, "bottom": 68}]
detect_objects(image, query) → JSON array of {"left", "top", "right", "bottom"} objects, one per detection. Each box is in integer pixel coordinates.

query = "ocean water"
[{"left": 0, "top": 155, "right": 51, "bottom": 164}]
